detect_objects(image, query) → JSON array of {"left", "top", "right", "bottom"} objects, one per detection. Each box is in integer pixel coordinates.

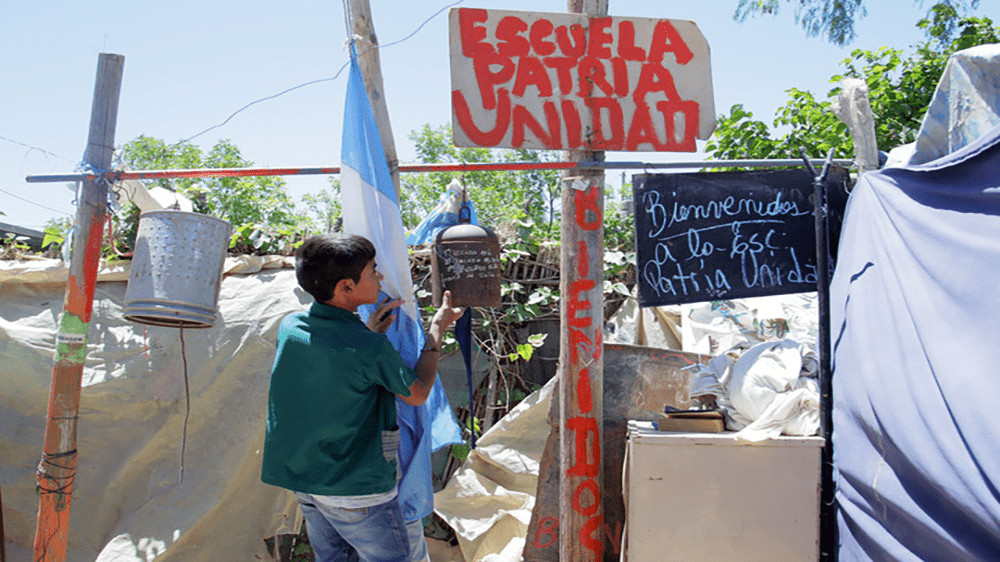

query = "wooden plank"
[{"left": 447, "top": 5, "right": 714, "bottom": 151}]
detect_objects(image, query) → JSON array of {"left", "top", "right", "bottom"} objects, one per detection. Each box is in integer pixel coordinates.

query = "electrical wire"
[
  {"left": 378, "top": 0, "right": 463, "bottom": 51},
  {"left": 177, "top": 75, "right": 348, "bottom": 144},
  {"left": 0, "top": 135, "right": 76, "bottom": 217},
  {"left": 0, "top": 186, "right": 72, "bottom": 216},
  {"left": 0, "top": 135, "right": 75, "bottom": 164},
  {"left": 179, "top": 0, "right": 464, "bottom": 144}
]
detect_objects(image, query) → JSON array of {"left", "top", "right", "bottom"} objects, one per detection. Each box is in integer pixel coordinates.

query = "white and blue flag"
[{"left": 340, "top": 47, "right": 463, "bottom": 522}]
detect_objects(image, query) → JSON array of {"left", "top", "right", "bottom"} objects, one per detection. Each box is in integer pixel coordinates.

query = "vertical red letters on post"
[
  {"left": 574, "top": 186, "right": 602, "bottom": 231},
  {"left": 566, "top": 416, "right": 601, "bottom": 477}
]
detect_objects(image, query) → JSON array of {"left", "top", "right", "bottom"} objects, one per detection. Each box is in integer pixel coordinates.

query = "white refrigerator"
[{"left": 624, "top": 421, "right": 824, "bottom": 561}]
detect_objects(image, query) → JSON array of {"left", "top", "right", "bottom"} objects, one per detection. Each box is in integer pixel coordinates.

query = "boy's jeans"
[
  {"left": 296, "top": 493, "right": 409, "bottom": 562},
  {"left": 404, "top": 519, "right": 430, "bottom": 562}
]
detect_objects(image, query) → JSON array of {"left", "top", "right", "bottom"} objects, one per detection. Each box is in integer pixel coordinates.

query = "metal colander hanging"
[{"left": 123, "top": 210, "right": 231, "bottom": 328}]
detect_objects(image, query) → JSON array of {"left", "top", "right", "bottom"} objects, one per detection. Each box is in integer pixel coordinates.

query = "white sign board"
[{"left": 449, "top": 8, "right": 715, "bottom": 152}]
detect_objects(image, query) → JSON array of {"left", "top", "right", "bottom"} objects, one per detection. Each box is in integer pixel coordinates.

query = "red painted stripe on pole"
[
  {"left": 398, "top": 162, "right": 577, "bottom": 173},
  {"left": 119, "top": 166, "right": 343, "bottom": 180},
  {"left": 26, "top": 159, "right": 854, "bottom": 183},
  {"left": 113, "top": 161, "right": 575, "bottom": 180}
]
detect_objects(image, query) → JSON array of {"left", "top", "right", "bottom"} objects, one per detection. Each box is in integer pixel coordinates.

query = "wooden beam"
[
  {"left": 348, "top": 0, "right": 401, "bottom": 202},
  {"left": 559, "top": 1, "right": 608, "bottom": 560},
  {"left": 32, "top": 52, "right": 124, "bottom": 562}
]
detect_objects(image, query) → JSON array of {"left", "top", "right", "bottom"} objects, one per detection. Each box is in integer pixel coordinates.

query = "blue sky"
[{"left": 2, "top": 1, "right": 997, "bottom": 231}]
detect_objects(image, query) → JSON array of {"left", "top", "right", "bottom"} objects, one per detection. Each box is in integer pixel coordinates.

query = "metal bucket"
[{"left": 124, "top": 210, "right": 232, "bottom": 329}]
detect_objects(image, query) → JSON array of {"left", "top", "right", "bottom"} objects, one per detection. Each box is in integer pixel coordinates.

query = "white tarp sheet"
[
  {"left": 831, "top": 120, "right": 1000, "bottom": 560},
  {"left": 1, "top": 256, "right": 301, "bottom": 561},
  {"left": 433, "top": 293, "right": 821, "bottom": 561},
  {"left": 606, "top": 292, "right": 819, "bottom": 355},
  {"left": 886, "top": 44, "right": 1000, "bottom": 167},
  {"left": 433, "top": 376, "right": 555, "bottom": 562}
]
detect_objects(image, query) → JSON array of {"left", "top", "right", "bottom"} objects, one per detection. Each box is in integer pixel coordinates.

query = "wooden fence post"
[
  {"left": 559, "top": 1, "right": 608, "bottom": 560},
  {"left": 347, "top": 0, "right": 401, "bottom": 202},
  {"left": 32, "top": 52, "right": 124, "bottom": 561}
]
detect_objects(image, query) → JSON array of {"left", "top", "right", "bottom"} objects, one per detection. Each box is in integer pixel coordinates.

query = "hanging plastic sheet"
[
  {"left": 886, "top": 44, "right": 1000, "bottom": 167},
  {"left": 406, "top": 178, "right": 479, "bottom": 246},
  {"left": 831, "top": 123, "right": 1000, "bottom": 559},
  {"left": 0, "top": 257, "right": 300, "bottom": 561}
]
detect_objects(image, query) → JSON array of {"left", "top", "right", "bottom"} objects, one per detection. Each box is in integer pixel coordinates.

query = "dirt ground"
[{"left": 427, "top": 537, "right": 465, "bottom": 561}]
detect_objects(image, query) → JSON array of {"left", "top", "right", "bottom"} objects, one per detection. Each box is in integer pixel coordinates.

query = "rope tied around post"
[{"left": 35, "top": 449, "right": 78, "bottom": 497}]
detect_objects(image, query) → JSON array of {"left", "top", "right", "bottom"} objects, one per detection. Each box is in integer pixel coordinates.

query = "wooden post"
[
  {"left": 1, "top": 479, "right": 6, "bottom": 562},
  {"left": 33, "top": 52, "right": 124, "bottom": 561},
  {"left": 348, "top": 0, "right": 401, "bottom": 202},
  {"left": 560, "top": 1, "right": 607, "bottom": 560}
]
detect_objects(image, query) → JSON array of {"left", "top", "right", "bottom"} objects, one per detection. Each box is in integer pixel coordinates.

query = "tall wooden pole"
[
  {"left": 348, "top": 0, "right": 401, "bottom": 202},
  {"left": 33, "top": 53, "right": 124, "bottom": 561},
  {"left": 559, "top": 1, "right": 607, "bottom": 560},
  {"left": 1, "top": 480, "right": 6, "bottom": 562}
]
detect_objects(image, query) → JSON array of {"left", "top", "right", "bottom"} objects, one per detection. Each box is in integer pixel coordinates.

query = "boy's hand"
[
  {"left": 422, "top": 291, "right": 465, "bottom": 353},
  {"left": 432, "top": 290, "right": 466, "bottom": 330},
  {"left": 368, "top": 296, "right": 403, "bottom": 333}
]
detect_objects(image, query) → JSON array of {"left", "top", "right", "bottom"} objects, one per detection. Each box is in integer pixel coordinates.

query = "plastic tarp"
[
  {"left": 830, "top": 123, "right": 1000, "bottom": 559},
  {"left": 434, "top": 292, "right": 822, "bottom": 562},
  {"left": 886, "top": 44, "right": 1000, "bottom": 167},
  {"left": 606, "top": 293, "right": 823, "bottom": 441},
  {"left": 1, "top": 256, "right": 301, "bottom": 560},
  {"left": 605, "top": 292, "right": 819, "bottom": 355},
  {"left": 406, "top": 179, "right": 478, "bottom": 246},
  {"left": 433, "top": 376, "right": 555, "bottom": 562},
  {"left": 689, "top": 339, "right": 819, "bottom": 442}
]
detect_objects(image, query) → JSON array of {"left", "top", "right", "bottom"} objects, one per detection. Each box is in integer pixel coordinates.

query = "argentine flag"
[{"left": 340, "top": 48, "right": 463, "bottom": 522}]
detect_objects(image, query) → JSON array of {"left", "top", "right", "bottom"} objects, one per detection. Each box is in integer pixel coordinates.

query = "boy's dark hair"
[{"left": 295, "top": 234, "right": 376, "bottom": 302}]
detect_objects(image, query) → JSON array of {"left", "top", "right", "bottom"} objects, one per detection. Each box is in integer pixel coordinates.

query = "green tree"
[
  {"left": 405, "top": 124, "right": 564, "bottom": 242},
  {"left": 117, "top": 135, "right": 306, "bottom": 254},
  {"left": 706, "top": 5, "right": 999, "bottom": 161},
  {"left": 119, "top": 136, "right": 299, "bottom": 228},
  {"left": 734, "top": 0, "right": 980, "bottom": 46},
  {"left": 300, "top": 178, "right": 342, "bottom": 234}
]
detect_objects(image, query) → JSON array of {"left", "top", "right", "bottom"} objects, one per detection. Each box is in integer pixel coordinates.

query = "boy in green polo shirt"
[{"left": 261, "top": 233, "right": 463, "bottom": 561}]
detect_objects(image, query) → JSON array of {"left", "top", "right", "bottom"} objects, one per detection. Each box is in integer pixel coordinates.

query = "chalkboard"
[
  {"left": 633, "top": 167, "right": 849, "bottom": 307},
  {"left": 436, "top": 245, "right": 501, "bottom": 284},
  {"left": 431, "top": 234, "right": 503, "bottom": 308}
]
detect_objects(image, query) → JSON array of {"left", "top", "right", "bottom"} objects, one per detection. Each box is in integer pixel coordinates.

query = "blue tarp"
[
  {"left": 406, "top": 179, "right": 479, "bottom": 246},
  {"left": 830, "top": 123, "right": 1000, "bottom": 560}
]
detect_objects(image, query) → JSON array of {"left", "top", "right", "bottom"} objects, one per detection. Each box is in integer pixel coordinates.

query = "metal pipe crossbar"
[{"left": 25, "top": 158, "right": 854, "bottom": 184}]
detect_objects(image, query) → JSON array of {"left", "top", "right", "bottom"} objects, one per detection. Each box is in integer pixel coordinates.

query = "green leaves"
[
  {"left": 404, "top": 124, "right": 562, "bottom": 241},
  {"left": 500, "top": 282, "right": 558, "bottom": 325},
  {"left": 703, "top": 104, "right": 784, "bottom": 161},
  {"left": 0, "top": 233, "right": 31, "bottom": 259},
  {"left": 116, "top": 135, "right": 306, "bottom": 255},
  {"left": 733, "top": 0, "right": 866, "bottom": 46},
  {"left": 42, "top": 218, "right": 69, "bottom": 251},
  {"left": 450, "top": 443, "right": 471, "bottom": 462},
  {"left": 508, "top": 333, "right": 548, "bottom": 363},
  {"left": 732, "top": 1, "right": 983, "bottom": 47},
  {"left": 707, "top": 6, "right": 1000, "bottom": 163},
  {"left": 509, "top": 343, "right": 535, "bottom": 363}
]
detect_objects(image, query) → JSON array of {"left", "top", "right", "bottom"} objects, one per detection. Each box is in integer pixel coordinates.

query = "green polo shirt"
[{"left": 261, "top": 301, "right": 416, "bottom": 496}]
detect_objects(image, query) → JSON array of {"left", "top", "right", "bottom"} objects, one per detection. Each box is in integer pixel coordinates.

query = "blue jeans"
[
  {"left": 296, "top": 493, "right": 410, "bottom": 562},
  {"left": 404, "top": 518, "right": 429, "bottom": 562}
]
